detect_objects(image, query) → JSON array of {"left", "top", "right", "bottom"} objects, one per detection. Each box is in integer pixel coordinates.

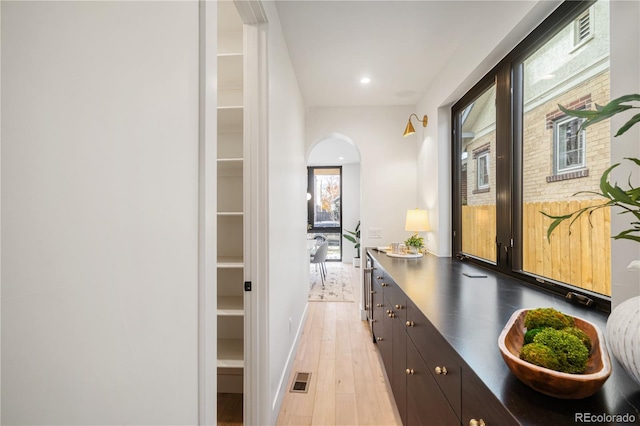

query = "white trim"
[
  {"left": 198, "top": 1, "right": 218, "bottom": 424},
  {"left": 243, "top": 17, "right": 270, "bottom": 426}
]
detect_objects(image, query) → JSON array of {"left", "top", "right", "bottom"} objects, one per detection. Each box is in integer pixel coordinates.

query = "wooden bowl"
[{"left": 498, "top": 308, "right": 611, "bottom": 399}]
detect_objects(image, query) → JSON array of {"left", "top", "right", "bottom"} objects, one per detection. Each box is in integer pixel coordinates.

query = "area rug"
[{"left": 308, "top": 263, "right": 355, "bottom": 302}]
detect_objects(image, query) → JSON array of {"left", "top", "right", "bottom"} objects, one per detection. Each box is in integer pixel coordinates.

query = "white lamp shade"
[{"left": 405, "top": 209, "right": 430, "bottom": 232}]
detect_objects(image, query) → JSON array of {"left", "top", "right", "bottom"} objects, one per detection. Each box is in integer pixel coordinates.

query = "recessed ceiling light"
[
  {"left": 360, "top": 77, "right": 371, "bottom": 84},
  {"left": 338, "top": 156, "right": 345, "bottom": 160}
]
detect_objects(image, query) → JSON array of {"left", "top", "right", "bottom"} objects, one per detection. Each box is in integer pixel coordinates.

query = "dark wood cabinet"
[
  {"left": 391, "top": 313, "right": 408, "bottom": 425},
  {"left": 405, "top": 298, "right": 462, "bottom": 419},
  {"left": 368, "top": 252, "right": 516, "bottom": 426},
  {"left": 406, "top": 338, "right": 459, "bottom": 426},
  {"left": 366, "top": 249, "right": 640, "bottom": 426}
]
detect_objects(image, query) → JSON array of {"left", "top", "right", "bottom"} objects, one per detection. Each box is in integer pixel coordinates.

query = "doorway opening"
[{"left": 307, "top": 166, "right": 343, "bottom": 260}]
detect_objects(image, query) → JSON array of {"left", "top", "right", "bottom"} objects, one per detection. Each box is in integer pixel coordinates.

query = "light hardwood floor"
[{"left": 276, "top": 264, "right": 402, "bottom": 426}]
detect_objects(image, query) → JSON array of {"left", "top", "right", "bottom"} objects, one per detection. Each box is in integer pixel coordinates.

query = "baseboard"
[{"left": 270, "top": 302, "right": 310, "bottom": 424}]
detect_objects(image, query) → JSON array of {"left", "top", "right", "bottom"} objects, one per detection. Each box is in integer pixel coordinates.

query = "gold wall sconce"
[{"left": 403, "top": 114, "right": 428, "bottom": 137}]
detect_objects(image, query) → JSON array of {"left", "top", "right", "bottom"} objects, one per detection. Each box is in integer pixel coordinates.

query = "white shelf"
[
  {"left": 218, "top": 257, "right": 244, "bottom": 268},
  {"left": 218, "top": 52, "right": 243, "bottom": 58},
  {"left": 217, "top": 211, "right": 243, "bottom": 216},
  {"left": 218, "top": 296, "right": 244, "bottom": 316},
  {"left": 218, "top": 338, "right": 244, "bottom": 368}
]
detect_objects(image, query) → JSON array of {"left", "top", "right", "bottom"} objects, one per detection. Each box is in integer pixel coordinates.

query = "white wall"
[
  {"left": 341, "top": 163, "right": 361, "bottom": 261},
  {"left": 1, "top": 2, "right": 200, "bottom": 424},
  {"left": 609, "top": 0, "right": 640, "bottom": 307},
  {"left": 263, "top": 2, "right": 308, "bottom": 422}
]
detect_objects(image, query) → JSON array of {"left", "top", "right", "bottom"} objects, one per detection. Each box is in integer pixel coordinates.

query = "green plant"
[
  {"left": 562, "top": 326, "right": 592, "bottom": 352},
  {"left": 531, "top": 328, "right": 590, "bottom": 374},
  {"left": 343, "top": 221, "right": 361, "bottom": 258},
  {"left": 404, "top": 234, "right": 424, "bottom": 249},
  {"left": 544, "top": 94, "right": 640, "bottom": 243},
  {"left": 520, "top": 308, "right": 591, "bottom": 374},
  {"left": 524, "top": 307, "right": 575, "bottom": 330},
  {"left": 520, "top": 342, "right": 561, "bottom": 371}
]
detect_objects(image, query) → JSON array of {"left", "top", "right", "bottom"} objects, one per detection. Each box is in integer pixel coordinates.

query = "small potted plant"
[
  {"left": 343, "top": 221, "right": 361, "bottom": 267},
  {"left": 404, "top": 234, "right": 425, "bottom": 254}
]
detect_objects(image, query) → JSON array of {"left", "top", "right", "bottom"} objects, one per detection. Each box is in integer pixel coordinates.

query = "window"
[
  {"left": 453, "top": 0, "right": 611, "bottom": 310},
  {"left": 555, "top": 116, "right": 585, "bottom": 173},
  {"left": 457, "top": 84, "right": 496, "bottom": 263},
  {"left": 307, "top": 167, "right": 343, "bottom": 260},
  {"left": 476, "top": 152, "right": 490, "bottom": 189}
]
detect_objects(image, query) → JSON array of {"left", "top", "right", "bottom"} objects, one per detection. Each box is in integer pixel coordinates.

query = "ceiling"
[{"left": 275, "top": 0, "right": 544, "bottom": 108}]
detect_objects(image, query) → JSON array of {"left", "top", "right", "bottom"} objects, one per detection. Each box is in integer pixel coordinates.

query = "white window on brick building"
[
  {"left": 555, "top": 116, "right": 585, "bottom": 173},
  {"left": 477, "top": 152, "right": 489, "bottom": 189}
]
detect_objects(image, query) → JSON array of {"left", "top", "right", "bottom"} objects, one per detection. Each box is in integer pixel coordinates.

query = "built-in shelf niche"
[{"left": 217, "top": 0, "right": 245, "bottom": 410}]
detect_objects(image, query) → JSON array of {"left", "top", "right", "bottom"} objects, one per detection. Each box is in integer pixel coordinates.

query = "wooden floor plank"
[{"left": 335, "top": 392, "right": 359, "bottom": 426}]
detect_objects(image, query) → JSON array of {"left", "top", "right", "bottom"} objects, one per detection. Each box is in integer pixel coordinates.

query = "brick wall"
[{"left": 522, "top": 70, "right": 610, "bottom": 202}]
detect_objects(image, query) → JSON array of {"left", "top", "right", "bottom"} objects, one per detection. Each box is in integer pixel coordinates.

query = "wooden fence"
[{"left": 462, "top": 200, "right": 610, "bottom": 296}]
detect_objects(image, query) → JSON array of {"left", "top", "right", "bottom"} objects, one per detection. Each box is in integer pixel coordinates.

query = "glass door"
[{"left": 307, "top": 166, "right": 342, "bottom": 260}]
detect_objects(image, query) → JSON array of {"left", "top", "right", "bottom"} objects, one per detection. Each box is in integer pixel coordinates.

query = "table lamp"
[{"left": 405, "top": 209, "right": 430, "bottom": 253}]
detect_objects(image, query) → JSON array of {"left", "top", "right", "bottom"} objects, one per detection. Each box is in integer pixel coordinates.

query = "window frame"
[{"left": 451, "top": 0, "right": 610, "bottom": 312}]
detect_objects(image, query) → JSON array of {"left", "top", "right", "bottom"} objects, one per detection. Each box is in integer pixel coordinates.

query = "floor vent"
[{"left": 290, "top": 372, "right": 311, "bottom": 393}]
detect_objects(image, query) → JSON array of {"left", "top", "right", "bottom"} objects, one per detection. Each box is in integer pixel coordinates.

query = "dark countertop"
[{"left": 367, "top": 248, "right": 640, "bottom": 425}]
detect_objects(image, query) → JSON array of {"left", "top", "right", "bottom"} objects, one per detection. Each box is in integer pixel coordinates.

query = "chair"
[
  {"left": 314, "top": 234, "right": 327, "bottom": 244},
  {"left": 310, "top": 241, "right": 328, "bottom": 286}
]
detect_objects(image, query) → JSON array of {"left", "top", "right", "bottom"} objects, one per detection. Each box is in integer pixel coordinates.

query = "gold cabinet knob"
[
  {"left": 395, "top": 304, "right": 403, "bottom": 309},
  {"left": 381, "top": 282, "right": 388, "bottom": 287},
  {"left": 376, "top": 337, "right": 383, "bottom": 341},
  {"left": 376, "top": 303, "right": 382, "bottom": 307},
  {"left": 405, "top": 321, "right": 415, "bottom": 327},
  {"left": 376, "top": 276, "right": 384, "bottom": 280},
  {"left": 388, "top": 312, "right": 396, "bottom": 318},
  {"left": 386, "top": 309, "right": 391, "bottom": 314},
  {"left": 435, "top": 366, "right": 448, "bottom": 375},
  {"left": 469, "top": 420, "right": 486, "bottom": 426},
  {"left": 405, "top": 368, "right": 414, "bottom": 375}
]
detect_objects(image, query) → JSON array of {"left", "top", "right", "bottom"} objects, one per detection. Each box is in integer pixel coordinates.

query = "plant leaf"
[{"left": 615, "top": 113, "right": 640, "bottom": 136}]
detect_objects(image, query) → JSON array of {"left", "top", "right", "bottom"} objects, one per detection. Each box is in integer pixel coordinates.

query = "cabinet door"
[
  {"left": 391, "top": 315, "right": 407, "bottom": 425},
  {"left": 378, "top": 295, "right": 394, "bottom": 377},
  {"left": 406, "top": 298, "right": 461, "bottom": 419},
  {"left": 462, "top": 367, "right": 519, "bottom": 426},
  {"left": 406, "top": 341, "right": 460, "bottom": 426},
  {"left": 371, "top": 279, "right": 385, "bottom": 341}
]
